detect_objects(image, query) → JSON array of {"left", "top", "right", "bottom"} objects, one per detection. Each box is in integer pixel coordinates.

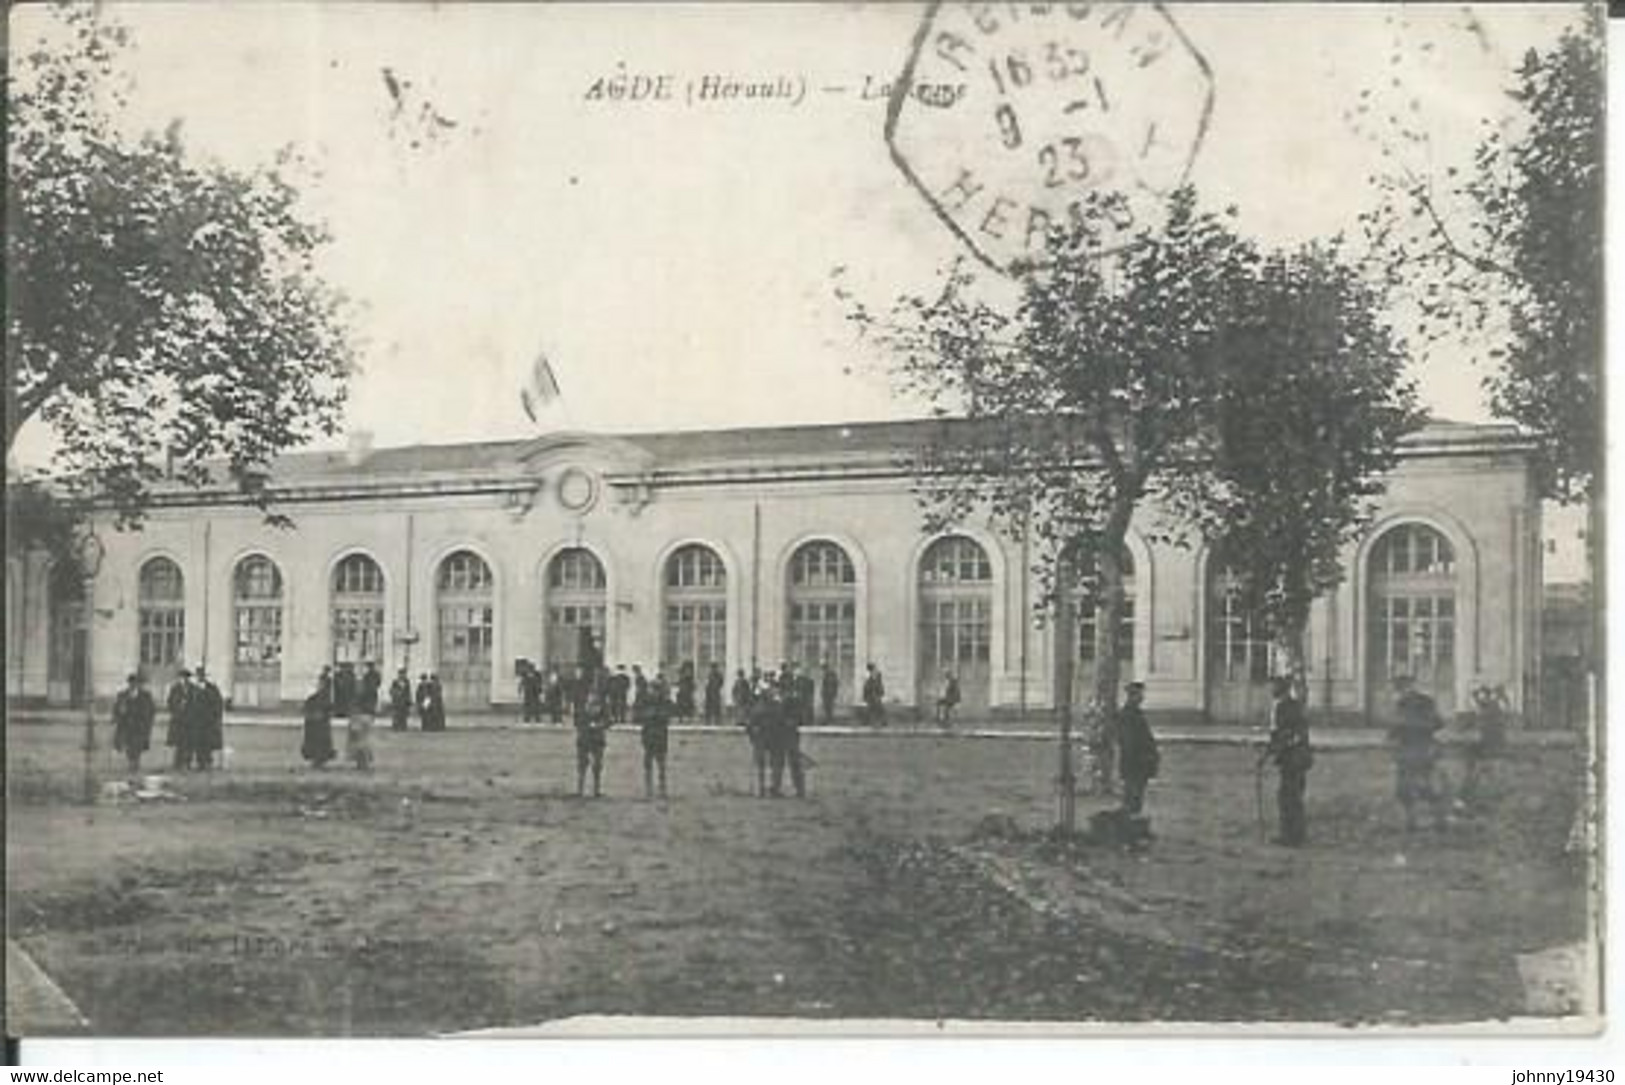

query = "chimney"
[{"left": 345, "top": 430, "right": 374, "bottom": 467}]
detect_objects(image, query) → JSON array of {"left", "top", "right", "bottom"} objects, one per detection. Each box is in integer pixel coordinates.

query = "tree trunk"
[
  {"left": 1089, "top": 501, "right": 1135, "bottom": 792},
  {"left": 1276, "top": 620, "right": 1309, "bottom": 706}
]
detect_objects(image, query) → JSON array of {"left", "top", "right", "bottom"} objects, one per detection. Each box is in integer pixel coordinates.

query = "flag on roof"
[{"left": 520, "top": 351, "right": 563, "bottom": 424}]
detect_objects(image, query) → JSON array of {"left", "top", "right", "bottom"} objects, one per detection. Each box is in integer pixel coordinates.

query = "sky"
[{"left": 9, "top": 1, "right": 1584, "bottom": 464}]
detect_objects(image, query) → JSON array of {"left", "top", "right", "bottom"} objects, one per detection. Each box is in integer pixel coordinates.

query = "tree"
[
  {"left": 1201, "top": 245, "right": 1425, "bottom": 698},
  {"left": 7, "top": 3, "right": 356, "bottom": 530},
  {"left": 848, "top": 189, "right": 1256, "bottom": 829},
  {"left": 1360, "top": 11, "right": 1601, "bottom": 505}
]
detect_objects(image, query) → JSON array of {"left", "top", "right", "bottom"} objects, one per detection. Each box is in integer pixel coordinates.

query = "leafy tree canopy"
[
  {"left": 7, "top": 3, "right": 357, "bottom": 529},
  {"left": 1204, "top": 245, "right": 1425, "bottom": 675},
  {"left": 1360, "top": 11, "right": 1601, "bottom": 504}
]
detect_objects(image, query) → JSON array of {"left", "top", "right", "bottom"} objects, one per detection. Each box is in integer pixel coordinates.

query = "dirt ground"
[{"left": 6, "top": 718, "right": 1593, "bottom": 1035}]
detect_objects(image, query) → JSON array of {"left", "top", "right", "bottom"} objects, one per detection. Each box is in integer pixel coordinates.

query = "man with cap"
[
  {"left": 112, "top": 673, "right": 157, "bottom": 778},
  {"left": 1262, "top": 676, "right": 1313, "bottom": 846},
  {"left": 1116, "top": 682, "right": 1159, "bottom": 817},
  {"left": 165, "top": 668, "right": 194, "bottom": 769}
]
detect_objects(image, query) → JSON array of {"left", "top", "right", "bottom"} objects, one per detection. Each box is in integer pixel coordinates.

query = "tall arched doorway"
[
  {"left": 662, "top": 544, "right": 727, "bottom": 676},
  {"left": 138, "top": 557, "right": 186, "bottom": 692},
  {"left": 1204, "top": 558, "right": 1271, "bottom": 723},
  {"left": 232, "top": 555, "right": 284, "bottom": 708},
  {"left": 436, "top": 549, "right": 495, "bottom": 709},
  {"left": 545, "top": 547, "right": 607, "bottom": 678},
  {"left": 786, "top": 541, "right": 857, "bottom": 704},
  {"left": 330, "top": 553, "right": 385, "bottom": 714},
  {"left": 1367, "top": 523, "right": 1458, "bottom": 721},
  {"left": 918, "top": 535, "right": 993, "bottom": 713}
]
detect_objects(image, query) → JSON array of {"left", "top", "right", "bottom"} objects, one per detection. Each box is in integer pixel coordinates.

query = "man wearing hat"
[
  {"left": 112, "top": 673, "right": 157, "bottom": 778},
  {"left": 1116, "top": 682, "right": 1160, "bottom": 817},
  {"left": 190, "top": 665, "right": 225, "bottom": 771},
  {"left": 1262, "top": 676, "right": 1313, "bottom": 846},
  {"left": 165, "top": 668, "right": 194, "bottom": 769}
]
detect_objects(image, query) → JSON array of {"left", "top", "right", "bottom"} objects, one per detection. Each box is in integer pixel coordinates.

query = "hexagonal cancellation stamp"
[{"left": 885, "top": 2, "right": 1215, "bottom": 275}]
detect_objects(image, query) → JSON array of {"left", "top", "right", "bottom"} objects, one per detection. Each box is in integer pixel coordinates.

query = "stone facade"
[{"left": 6, "top": 419, "right": 1543, "bottom": 724}]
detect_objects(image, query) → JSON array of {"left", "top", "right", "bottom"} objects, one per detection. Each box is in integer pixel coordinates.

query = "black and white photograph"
[{"left": 4, "top": 0, "right": 1605, "bottom": 1050}]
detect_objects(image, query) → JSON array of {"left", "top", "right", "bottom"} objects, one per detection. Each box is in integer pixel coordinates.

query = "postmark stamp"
[{"left": 885, "top": 2, "right": 1216, "bottom": 275}]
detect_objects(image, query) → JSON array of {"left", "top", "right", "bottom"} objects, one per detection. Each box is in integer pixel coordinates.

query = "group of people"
[
  {"left": 568, "top": 661, "right": 682, "bottom": 799},
  {"left": 517, "top": 658, "right": 726, "bottom": 729},
  {"left": 1101, "top": 671, "right": 1507, "bottom": 849},
  {"left": 300, "top": 662, "right": 382, "bottom": 770},
  {"left": 302, "top": 665, "right": 456, "bottom": 768},
  {"left": 110, "top": 667, "right": 225, "bottom": 776}
]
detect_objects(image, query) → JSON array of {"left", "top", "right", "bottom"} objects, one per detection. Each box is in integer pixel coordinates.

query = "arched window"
[
  {"left": 1204, "top": 559, "right": 1271, "bottom": 723},
  {"left": 1058, "top": 544, "right": 1138, "bottom": 707},
  {"left": 232, "top": 556, "right": 284, "bottom": 707},
  {"left": 1368, "top": 523, "right": 1458, "bottom": 719},
  {"left": 138, "top": 557, "right": 186, "bottom": 686},
  {"left": 1365, "top": 526, "right": 1456, "bottom": 721},
  {"left": 663, "top": 544, "right": 727, "bottom": 672},
  {"left": 330, "top": 553, "right": 385, "bottom": 667},
  {"left": 918, "top": 536, "right": 993, "bottom": 712},
  {"left": 1073, "top": 547, "right": 1136, "bottom": 667},
  {"left": 545, "top": 547, "right": 607, "bottom": 675},
  {"left": 786, "top": 541, "right": 857, "bottom": 699},
  {"left": 436, "top": 550, "right": 494, "bottom": 708}
]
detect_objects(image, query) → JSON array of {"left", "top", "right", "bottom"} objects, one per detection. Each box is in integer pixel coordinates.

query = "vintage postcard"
[{"left": 5, "top": 0, "right": 1604, "bottom": 1051}]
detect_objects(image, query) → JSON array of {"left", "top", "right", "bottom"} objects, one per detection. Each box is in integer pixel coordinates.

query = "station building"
[{"left": 5, "top": 417, "right": 1544, "bottom": 725}]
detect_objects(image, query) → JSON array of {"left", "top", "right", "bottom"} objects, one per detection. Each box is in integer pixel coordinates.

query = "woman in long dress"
[{"left": 301, "top": 670, "right": 336, "bottom": 768}]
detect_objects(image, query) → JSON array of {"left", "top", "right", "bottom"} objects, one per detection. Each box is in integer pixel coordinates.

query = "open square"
[{"left": 7, "top": 716, "right": 1591, "bottom": 1034}]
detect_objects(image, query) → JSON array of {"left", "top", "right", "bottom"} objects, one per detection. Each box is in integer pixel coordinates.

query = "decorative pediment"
[{"left": 512, "top": 431, "right": 658, "bottom": 477}]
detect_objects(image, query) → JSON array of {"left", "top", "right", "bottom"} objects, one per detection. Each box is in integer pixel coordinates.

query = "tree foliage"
[
  {"left": 850, "top": 190, "right": 1256, "bottom": 722},
  {"left": 847, "top": 189, "right": 1423, "bottom": 731},
  {"left": 1361, "top": 11, "right": 1601, "bottom": 504},
  {"left": 7, "top": 3, "right": 356, "bottom": 528},
  {"left": 1204, "top": 246, "right": 1425, "bottom": 683}
]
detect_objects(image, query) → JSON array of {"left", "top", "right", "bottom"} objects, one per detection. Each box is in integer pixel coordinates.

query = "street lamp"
[{"left": 76, "top": 528, "right": 105, "bottom": 806}]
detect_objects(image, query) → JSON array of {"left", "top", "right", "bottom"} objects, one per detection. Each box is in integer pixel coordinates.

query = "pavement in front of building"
[{"left": 3, "top": 706, "right": 1580, "bottom": 749}]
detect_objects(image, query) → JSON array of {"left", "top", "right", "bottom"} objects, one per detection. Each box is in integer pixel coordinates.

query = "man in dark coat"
[
  {"left": 425, "top": 674, "right": 447, "bottom": 732},
  {"left": 819, "top": 663, "right": 839, "bottom": 726},
  {"left": 768, "top": 677, "right": 807, "bottom": 799},
  {"left": 389, "top": 668, "right": 412, "bottom": 732},
  {"left": 732, "top": 668, "right": 754, "bottom": 725},
  {"left": 302, "top": 669, "right": 336, "bottom": 768},
  {"left": 112, "top": 673, "right": 157, "bottom": 777},
  {"left": 415, "top": 673, "right": 432, "bottom": 729},
  {"left": 518, "top": 660, "right": 543, "bottom": 723},
  {"left": 1116, "top": 682, "right": 1159, "bottom": 816},
  {"left": 862, "top": 663, "right": 886, "bottom": 727},
  {"left": 1262, "top": 676, "right": 1313, "bottom": 846},
  {"left": 166, "top": 669, "right": 193, "bottom": 769},
  {"left": 704, "top": 662, "right": 725, "bottom": 725},
  {"left": 1389, "top": 675, "right": 1447, "bottom": 831},
  {"left": 189, "top": 666, "right": 225, "bottom": 771},
  {"left": 675, "top": 661, "right": 697, "bottom": 721},
  {"left": 610, "top": 665, "right": 632, "bottom": 725},
  {"left": 796, "top": 670, "right": 816, "bottom": 730},
  {"left": 545, "top": 665, "right": 564, "bottom": 724},
  {"left": 575, "top": 682, "right": 610, "bottom": 797},
  {"left": 643, "top": 673, "right": 673, "bottom": 798}
]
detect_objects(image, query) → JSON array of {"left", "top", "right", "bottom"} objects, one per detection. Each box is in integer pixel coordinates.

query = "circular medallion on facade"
[{"left": 556, "top": 466, "right": 597, "bottom": 513}]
